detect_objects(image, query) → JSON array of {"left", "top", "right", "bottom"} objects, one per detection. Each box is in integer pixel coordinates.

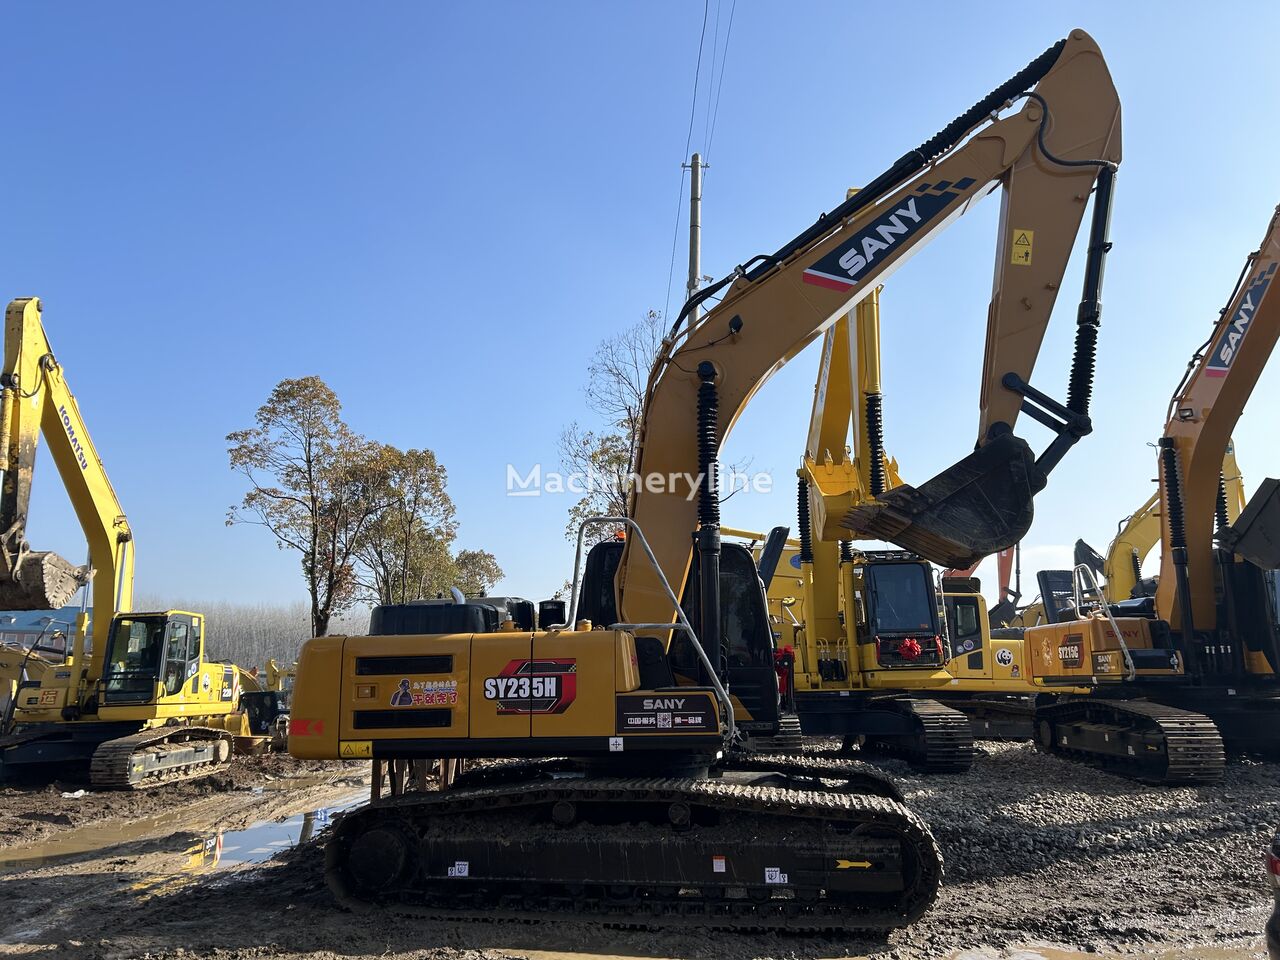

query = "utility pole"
[{"left": 683, "top": 152, "right": 707, "bottom": 330}]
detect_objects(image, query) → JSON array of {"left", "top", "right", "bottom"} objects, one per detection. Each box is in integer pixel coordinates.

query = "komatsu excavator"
[
  {"left": 290, "top": 30, "right": 1119, "bottom": 928},
  {"left": 0, "top": 298, "right": 273, "bottom": 787},
  {"left": 1026, "top": 205, "right": 1280, "bottom": 784}
]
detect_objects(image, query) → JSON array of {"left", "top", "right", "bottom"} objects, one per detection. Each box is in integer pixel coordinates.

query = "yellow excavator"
[
  {"left": 0, "top": 297, "right": 278, "bottom": 787},
  {"left": 290, "top": 30, "right": 1119, "bottom": 928},
  {"left": 0, "top": 627, "right": 66, "bottom": 730},
  {"left": 1025, "top": 205, "right": 1280, "bottom": 783},
  {"left": 745, "top": 288, "right": 1095, "bottom": 762},
  {"left": 1070, "top": 442, "right": 1245, "bottom": 603}
]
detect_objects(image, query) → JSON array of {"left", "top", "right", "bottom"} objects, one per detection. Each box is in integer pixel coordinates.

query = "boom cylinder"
[
  {"left": 1160, "top": 437, "right": 1199, "bottom": 676},
  {"left": 694, "top": 362, "right": 724, "bottom": 680}
]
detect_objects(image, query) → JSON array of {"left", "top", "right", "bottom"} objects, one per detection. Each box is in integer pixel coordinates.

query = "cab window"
[
  {"left": 945, "top": 596, "right": 983, "bottom": 659},
  {"left": 162, "top": 621, "right": 193, "bottom": 696}
]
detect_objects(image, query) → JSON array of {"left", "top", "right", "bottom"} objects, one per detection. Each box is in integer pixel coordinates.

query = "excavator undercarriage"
[{"left": 326, "top": 755, "right": 940, "bottom": 931}]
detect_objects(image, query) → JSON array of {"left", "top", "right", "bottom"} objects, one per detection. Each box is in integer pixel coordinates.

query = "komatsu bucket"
[
  {"left": 0, "top": 550, "right": 87, "bottom": 610},
  {"left": 843, "top": 432, "right": 1043, "bottom": 569},
  {"left": 1218, "top": 478, "right": 1280, "bottom": 570}
]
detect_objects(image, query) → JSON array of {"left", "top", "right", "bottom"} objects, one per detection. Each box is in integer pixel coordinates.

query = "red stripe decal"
[{"left": 802, "top": 270, "right": 854, "bottom": 292}]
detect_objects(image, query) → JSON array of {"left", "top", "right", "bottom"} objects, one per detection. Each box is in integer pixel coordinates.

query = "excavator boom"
[
  {"left": 0, "top": 298, "right": 133, "bottom": 674},
  {"left": 621, "top": 29, "right": 1121, "bottom": 628},
  {"left": 1156, "top": 206, "right": 1280, "bottom": 630}
]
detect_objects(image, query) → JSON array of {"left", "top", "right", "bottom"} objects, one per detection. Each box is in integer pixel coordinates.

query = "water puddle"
[
  {"left": 0, "top": 789, "right": 366, "bottom": 875},
  {"left": 213, "top": 792, "right": 364, "bottom": 869}
]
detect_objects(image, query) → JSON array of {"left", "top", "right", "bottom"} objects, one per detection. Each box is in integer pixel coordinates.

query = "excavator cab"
[
  {"left": 578, "top": 538, "right": 780, "bottom": 733},
  {"left": 99, "top": 613, "right": 202, "bottom": 706}
]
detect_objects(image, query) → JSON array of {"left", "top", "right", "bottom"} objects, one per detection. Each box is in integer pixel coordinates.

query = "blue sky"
[{"left": 4, "top": 2, "right": 1279, "bottom": 613}]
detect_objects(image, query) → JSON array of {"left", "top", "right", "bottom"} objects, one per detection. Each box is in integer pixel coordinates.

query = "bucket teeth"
[{"left": 0, "top": 551, "right": 88, "bottom": 610}]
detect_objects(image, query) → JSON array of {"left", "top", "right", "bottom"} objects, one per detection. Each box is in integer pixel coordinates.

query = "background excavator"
[
  {"left": 1069, "top": 441, "right": 1245, "bottom": 603},
  {"left": 1024, "top": 204, "right": 1280, "bottom": 784},
  {"left": 0, "top": 297, "right": 282, "bottom": 787},
  {"left": 290, "top": 30, "right": 1118, "bottom": 929},
  {"left": 737, "top": 286, "right": 1096, "bottom": 765}
]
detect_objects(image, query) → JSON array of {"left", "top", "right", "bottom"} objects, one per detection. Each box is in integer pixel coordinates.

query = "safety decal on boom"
[
  {"left": 802, "top": 178, "right": 976, "bottom": 292},
  {"left": 1010, "top": 228, "right": 1034, "bottom": 265},
  {"left": 1205, "top": 262, "right": 1277, "bottom": 377},
  {"left": 483, "top": 658, "right": 577, "bottom": 714}
]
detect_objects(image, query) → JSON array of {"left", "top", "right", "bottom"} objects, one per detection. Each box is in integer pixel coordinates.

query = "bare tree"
[
  {"left": 558, "top": 310, "right": 665, "bottom": 535},
  {"left": 227, "top": 377, "right": 390, "bottom": 636}
]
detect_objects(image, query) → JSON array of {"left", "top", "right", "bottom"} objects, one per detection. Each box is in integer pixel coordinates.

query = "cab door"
[
  {"left": 944, "top": 594, "right": 990, "bottom": 679},
  {"left": 161, "top": 616, "right": 199, "bottom": 700}
]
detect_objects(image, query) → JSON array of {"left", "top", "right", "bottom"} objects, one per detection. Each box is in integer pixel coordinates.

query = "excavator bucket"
[
  {"left": 843, "top": 432, "right": 1042, "bottom": 569},
  {"left": 0, "top": 550, "right": 86, "bottom": 610},
  {"left": 1218, "top": 478, "right": 1280, "bottom": 570}
]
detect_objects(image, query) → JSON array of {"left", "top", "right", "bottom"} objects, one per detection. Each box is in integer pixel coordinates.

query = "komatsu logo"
[
  {"left": 802, "top": 177, "right": 975, "bottom": 292},
  {"left": 57, "top": 405, "right": 89, "bottom": 470},
  {"left": 1206, "top": 263, "right": 1276, "bottom": 377}
]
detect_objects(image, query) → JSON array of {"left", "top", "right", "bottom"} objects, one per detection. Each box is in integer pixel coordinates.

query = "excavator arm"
[
  {"left": 1156, "top": 207, "right": 1280, "bottom": 631},
  {"left": 620, "top": 29, "right": 1121, "bottom": 630},
  {"left": 1072, "top": 443, "right": 1243, "bottom": 603},
  {"left": 0, "top": 298, "right": 133, "bottom": 683}
]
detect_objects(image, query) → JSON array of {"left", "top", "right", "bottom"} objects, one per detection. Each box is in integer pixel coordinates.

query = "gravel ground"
[{"left": 0, "top": 742, "right": 1274, "bottom": 959}]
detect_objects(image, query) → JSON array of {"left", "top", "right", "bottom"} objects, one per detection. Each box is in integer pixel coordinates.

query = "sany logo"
[
  {"left": 57, "top": 404, "right": 90, "bottom": 470},
  {"left": 835, "top": 198, "right": 922, "bottom": 277},
  {"left": 1206, "top": 263, "right": 1276, "bottom": 377},
  {"left": 802, "top": 177, "right": 975, "bottom": 293}
]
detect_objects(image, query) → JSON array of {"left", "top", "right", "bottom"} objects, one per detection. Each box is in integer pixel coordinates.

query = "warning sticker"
[
  {"left": 1011, "top": 229, "right": 1034, "bottom": 265},
  {"left": 339, "top": 740, "right": 373, "bottom": 759},
  {"left": 712, "top": 856, "right": 726, "bottom": 874}
]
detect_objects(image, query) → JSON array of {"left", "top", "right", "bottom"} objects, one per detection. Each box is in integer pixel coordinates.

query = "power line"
[
  {"left": 663, "top": 0, "right": 712, "bottom": 324},
  {"left": 701, "top": 0, "right": 722, "bottom": 155},
  {"left": 705, "top": 0, "right": 737, "bottom": 162}
]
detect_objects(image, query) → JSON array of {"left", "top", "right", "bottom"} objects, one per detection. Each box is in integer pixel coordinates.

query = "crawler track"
[
  {"left": 325, "top": 773, "right": 941, "bottom": 931},
  {"left": 89, "top": 726, "right": 233, "bottom": 789},
  {"left": 1034, "top": 699, "right": 1225, "bottom": 784},
  {"left": 859, "top": 698, "right": 976, "bottom": 773}
]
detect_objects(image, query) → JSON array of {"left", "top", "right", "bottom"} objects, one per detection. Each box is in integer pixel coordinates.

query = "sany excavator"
[
  {"left": 0, "top": 298, "right": 277, "bottom": 787},
  {"left": 290, "top": 30, "right": 1118, "bottom": 928},
  {"left": 1069, "top": 442, "right": 1246, "bottom": 603},
  {"left": 1025, "top": 205, "right": 1280, "bottom": 784}
]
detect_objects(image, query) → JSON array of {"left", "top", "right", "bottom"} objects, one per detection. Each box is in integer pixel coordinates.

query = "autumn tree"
[
  {"left": 227, "top": 377, "right": 390, "bottom": 636},
  {"left": 452, "top": 548, "right": 504, "bottom": 596},
  {"left": 353, "top": 445, "right": 458, "bottom": 605}
]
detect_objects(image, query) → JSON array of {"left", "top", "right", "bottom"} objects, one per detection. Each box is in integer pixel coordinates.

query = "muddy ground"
[{"left": 0, "top": 744, "right": 1273, "bottom": 960}]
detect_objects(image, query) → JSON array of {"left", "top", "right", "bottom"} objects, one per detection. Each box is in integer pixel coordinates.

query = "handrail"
[
  {"left": 558, "top": 516, "right": 735, "bottom": 744},
  {"left": 1072, "top": 562, "right": 1137, "bottom": 681}
]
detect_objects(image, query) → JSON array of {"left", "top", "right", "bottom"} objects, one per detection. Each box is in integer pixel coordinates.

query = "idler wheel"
[
  {"left": 1037, "top": 719, "right": 1055, "bottom": 748},
  {"left": 347, "top": 826, "right": 409, "bottom": 893}
]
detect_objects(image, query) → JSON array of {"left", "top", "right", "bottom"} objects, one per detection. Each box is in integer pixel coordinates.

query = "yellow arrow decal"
[{"left": 836, "top": 859, "right": 873, "bottom": 869}]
